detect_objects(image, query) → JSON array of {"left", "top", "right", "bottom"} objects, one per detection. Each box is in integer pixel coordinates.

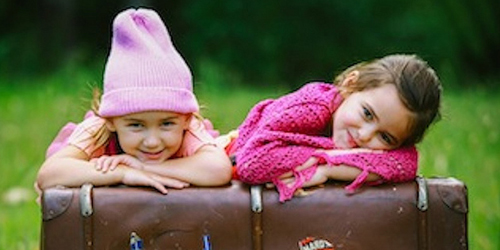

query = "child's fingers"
[
  {"left": 152, "top": 175, "right": 190, "bottom": 189},
  {"left": 147, "top": 179, "right": 169, "bottom": 194},
  {"left": 122, "top": 169, "right": 169, "bottom": 194},
  {"left": 109, "top": 157, "right": 124, "bottom": 171},
  {"left": 302, "top": 173, "right": 328, "bottom": 187},
  {"left": 278, "top": 171, "right": 293, "bottom": 179},
  {"left": 280, "top": 176, "right": 295, "bottom": 185},
  {"left": 125, "top": 159, "right": 143, "bottom": 170},
  {"left": 93, "top": 157, "right": 105, "bottom": 171},
  {"left": 99, "top": 157, "right": 114, "bottom": 173},
  {"left": 292, "top": 157, "right": 320, "bottom": 172}
]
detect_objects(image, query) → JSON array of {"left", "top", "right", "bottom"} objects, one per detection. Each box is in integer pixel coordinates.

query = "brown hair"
[{"left": 334, "top": 54, "right": 442, "bottom": 146}]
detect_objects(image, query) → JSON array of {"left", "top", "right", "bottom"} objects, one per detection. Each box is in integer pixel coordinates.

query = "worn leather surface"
[
  {"left": 260, "top": 179, "right": 468, "bottom": 250},
  {"left": 42, "top": 182, "right": 252, "bottom": 250},
  {"left": 41, "top": 178, "right": 467, "bottom": 250},
  {"left": 42, "top": 187, "right": 73, "bottom": 221}
]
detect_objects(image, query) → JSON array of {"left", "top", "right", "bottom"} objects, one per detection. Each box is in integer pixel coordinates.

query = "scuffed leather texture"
[
  {"left": 435, "top": 178, "right": 468, "bottom": 213},
  {"left": 40, "top": 178, "right": 467, "bottom": 250},
  {"left": 42, "top": 187, "right": 73, "bottom": 221},
  {"left": 41, "top": 183, "right": 252, "bottom": 250}
]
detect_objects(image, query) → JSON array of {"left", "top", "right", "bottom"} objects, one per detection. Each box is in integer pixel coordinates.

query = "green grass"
[
  {"left": 0, "top": 68, "right": 498, "bottom": 250},
  {"left": 418, "top": 87, "right": 500, "bottom": 250}
]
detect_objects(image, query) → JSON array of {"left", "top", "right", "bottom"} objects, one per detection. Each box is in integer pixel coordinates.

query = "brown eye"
[
  {"left": 380, "top": 133, "right": 393, "bottom": 145},
  {"left": 363, "top": 107, "right": 373, "bottom": 120}
]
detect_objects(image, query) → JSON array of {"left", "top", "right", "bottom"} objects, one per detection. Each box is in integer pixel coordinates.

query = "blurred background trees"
[
  {"left": 0, "top": 0, "right": 498, "bottom": 88},
  {"left": 1, "top": 2, "right": 499, "bottom": 249}
]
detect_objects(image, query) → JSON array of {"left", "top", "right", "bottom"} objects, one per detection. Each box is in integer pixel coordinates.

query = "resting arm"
[
  {"left": 313, "top": 146, "right": 418, "bottom": 182},
  {"left": 142, "top": 144, "right": 233, "bottom": 186},
  {"left": 279, "top": 151, "right": 381, "bottom": 188},
  {"left": 37, "top": 145, "right": 125, "bottom": 189},
  {"left": 36, "top": 145, "right": 187, "bottom": 193},
  {"left": 272, "top": 146, "right": 417, "bottom": 201}
]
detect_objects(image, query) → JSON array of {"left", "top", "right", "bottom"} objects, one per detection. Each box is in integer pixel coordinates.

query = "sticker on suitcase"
[{"left": 298, "top": 236, "right": 335, "bottom": 250}]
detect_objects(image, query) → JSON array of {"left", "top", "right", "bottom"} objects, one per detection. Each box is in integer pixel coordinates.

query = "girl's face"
[
  {"left": 332, "top": 83, "right": 413, "bottom": 150},
  {"left": 106, "top": 111, "right": 191, "bottom": 163}
]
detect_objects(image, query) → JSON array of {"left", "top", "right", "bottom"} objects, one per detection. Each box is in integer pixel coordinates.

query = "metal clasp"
[
  {"left": 80, "top": 183, "right": 94, "bottom": 217},
  {"left": 250, "top": 185, "right": 263, "bottom": 213},
  {"left": 416, "top": 176, "right": 428, "bottom": 211}
]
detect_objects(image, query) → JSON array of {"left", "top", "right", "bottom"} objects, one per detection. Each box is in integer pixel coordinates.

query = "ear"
[
  {"left": 342, "top": 70, "right": 359, "bottom": 87},
  {"left": 339, "top": 70, "right": 360, "bottom": 97},
  {"left": 105, "top": 119, "right": 117, "bottom": 132}
]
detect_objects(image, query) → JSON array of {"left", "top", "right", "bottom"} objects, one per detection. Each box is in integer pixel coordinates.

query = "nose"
[
  {"left": 143, "top": 131, "right": 161, "bottom": 148},
  {"left": 357, "top": 124, "right": 377, "bottom": 143}
]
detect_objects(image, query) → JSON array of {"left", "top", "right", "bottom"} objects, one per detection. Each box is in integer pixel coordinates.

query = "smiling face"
[
  {"left": 106, "top": 111, "right": 191, "bottom": 163},
  {"left": 334, "top": 55, "right": 442, "bottom": 146},
  {"left": 332, "top": 83, "right": 414, "bottom": 150}
]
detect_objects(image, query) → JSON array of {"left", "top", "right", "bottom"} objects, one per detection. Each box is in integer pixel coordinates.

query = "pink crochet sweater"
[{"left": 234, "top": 83, "right": 418, "bottom": 202}]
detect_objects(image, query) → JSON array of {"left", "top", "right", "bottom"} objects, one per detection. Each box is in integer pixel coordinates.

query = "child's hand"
[
  {"left": 278, "top": 161, "right": 329, "bottom": 188},
  {"left": 301, "top": 165, "right": 330, "bottom": 187},
  {"left": 91, "top": 154, "right": 144, "bottom": 173},
  {"left": 121, "top": 167, "right": 190, "bottom": 194},
  {"left": 279, "top": 148, "right": 385, "bottom": 188},
  {"left": 278, "top": 157, "right": 325, "bottom": 187}
]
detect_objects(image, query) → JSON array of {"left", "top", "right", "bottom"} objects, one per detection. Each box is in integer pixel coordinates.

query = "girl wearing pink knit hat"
[
  {"left": 227, "top": 54, "right": 442, "bottom": 202},
  {"left": 36, "top": 8, "right": 232, "bottom": 195}
]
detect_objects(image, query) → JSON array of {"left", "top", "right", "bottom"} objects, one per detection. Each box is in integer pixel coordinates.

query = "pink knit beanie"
[{"left": 99, "top": 8, "right": 199, "bottom": 117}]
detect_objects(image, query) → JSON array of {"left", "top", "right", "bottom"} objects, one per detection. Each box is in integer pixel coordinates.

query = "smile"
[
  {"left": 347, "top": 131, "right": 359, "bottom": 148},
  {"left": 140, "top": 150, "right": 165, "bottom": 160}
]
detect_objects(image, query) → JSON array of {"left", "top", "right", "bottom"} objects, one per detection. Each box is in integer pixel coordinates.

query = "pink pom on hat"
[{"left": 99, "top": 8, "right": 199, "bottom": 117}]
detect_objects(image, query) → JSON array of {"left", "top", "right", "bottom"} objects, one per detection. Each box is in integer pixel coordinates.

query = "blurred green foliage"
[{"left": 0, "top": 0, "right": 499, "bottom": 88}]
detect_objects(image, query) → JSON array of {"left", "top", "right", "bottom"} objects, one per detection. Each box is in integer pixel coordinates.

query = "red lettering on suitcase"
[{"left": 298, "top": 237, "right": 335, "bottom": 250}]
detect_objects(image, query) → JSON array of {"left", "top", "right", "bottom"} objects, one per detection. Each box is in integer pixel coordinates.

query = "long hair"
[{"left": 90, "top": 88, "right": 113, "bottom": 152}]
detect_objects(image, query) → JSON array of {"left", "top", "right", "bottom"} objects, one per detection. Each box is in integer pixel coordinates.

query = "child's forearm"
[
  {"left": 290, "top": 156, "right": 380, "bottom": 188},
  {"left": 320, "top": 165, "right": 381, "bottom": 182},
  {"left": 311, "top": 148, "right": 382, "bottom": 181},
  {"left": 37, "top": 156, "right": 125, "bottom": 190},
  {"left": 143, "top": 145, "right": 232, "bottom": 186},
  {"left": 312, "top": 146, "right": 418, "bottom": 184}
]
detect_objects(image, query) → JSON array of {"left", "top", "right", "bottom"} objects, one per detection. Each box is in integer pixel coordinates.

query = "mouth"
[
  {"left": 346, "top": 131, "right": 359, "bottom": 148},
  {"left": 140, "top": 150, "right": 165, "bottom": 161}
]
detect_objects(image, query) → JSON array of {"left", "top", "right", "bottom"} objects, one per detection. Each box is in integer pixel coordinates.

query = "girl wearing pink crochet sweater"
[{"left": 227, "top": 54, "right": 442, "bottom": 202}]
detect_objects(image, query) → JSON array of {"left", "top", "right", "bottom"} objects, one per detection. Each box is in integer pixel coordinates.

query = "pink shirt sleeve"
[
  {"left": 174, "top": 118, "right": 217, "bottom": 158},
  {"left": 67, "top": 115, "right": 106, "bottom": 158}
]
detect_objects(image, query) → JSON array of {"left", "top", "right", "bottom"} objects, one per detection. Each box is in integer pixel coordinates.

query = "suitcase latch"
[
  {"left": 416, "top": 176, "right": 429, "bottom": 211},
  {"left": 80, "top": 183, "right": 94, "bottom": 217},
  {"left": 250, "top": 185, "right": 263, "bottom": 213}
]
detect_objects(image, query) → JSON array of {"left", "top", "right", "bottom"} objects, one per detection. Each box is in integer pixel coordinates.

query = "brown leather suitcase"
[
  {"left": 40, "top": 177, "right": 467, "bottom": 250},
  {"left": 41, "top": 183, "right": 253, "bottom": 250}
]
